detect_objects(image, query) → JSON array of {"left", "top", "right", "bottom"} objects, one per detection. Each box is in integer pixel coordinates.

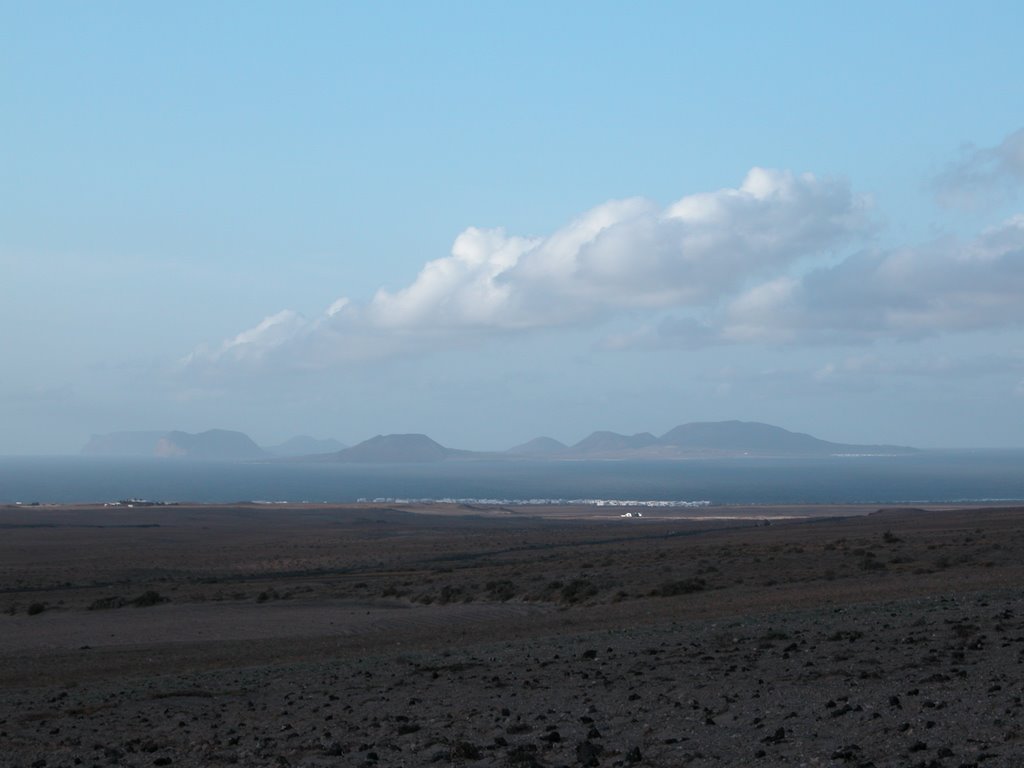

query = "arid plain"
[{"left": 2, "top": 502, "right": 1023, "bottom": 767}]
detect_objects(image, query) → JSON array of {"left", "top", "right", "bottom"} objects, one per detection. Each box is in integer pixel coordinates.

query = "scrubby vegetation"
[
  {"left": 131, "top": 590, "right": 167, "bottom": 607},
  {"left": 651, "top": 577, "right": 707, "bottom": 597},
  {"left": 89, "top": 596, "right": 127, "bottom": 610},
  {"left": 559, "top": 578, "right": 597, "bottom": 604}
]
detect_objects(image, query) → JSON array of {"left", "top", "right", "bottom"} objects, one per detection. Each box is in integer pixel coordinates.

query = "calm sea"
[{"left": 0, "top": 452, "right": 1023, "bottom": 506}]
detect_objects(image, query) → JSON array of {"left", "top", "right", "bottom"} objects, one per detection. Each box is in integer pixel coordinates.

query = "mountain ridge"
[
  {"left": 155, "top": 429, "right": 266, "bottom": 460},
  {"left": 322, "top": 433, "right": 471, "bottom": 463},
  {"left": 316, "top": 421, "right": 918, "bottom": 463},
  {"left": 82, "top": 421, "right": 918, "bottom": 463},
  {"left": 656, "top": 420, "right": 912, "bottom": 455},
  {"left": 570, "top": 430, "right": 660, "bottom": 454},
  {"left": 505, "top": 436, "right": 569, "bottom": 456}
]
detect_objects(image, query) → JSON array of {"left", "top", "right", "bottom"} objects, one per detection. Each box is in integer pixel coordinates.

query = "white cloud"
[
  {"left": 365, "top": 168, "right": 867, "bottom": 329},
  {"left": 934, "top": 127, "right": 1024, "bottom": 209},
  {"left": 184, "top": 309, "right": 308, "bottom": 368},
  {"left": 183, "top": 150, "right": 1024, "bottom": 373},
  {"left": 185, "top": 168, "right": 870, "bottom": 370},
  {"left": 722, "top": 215, "right": 1024, "bottom": 344},
  {"left": 813, "top": 351, "right": 1024, "bottom": 381}
]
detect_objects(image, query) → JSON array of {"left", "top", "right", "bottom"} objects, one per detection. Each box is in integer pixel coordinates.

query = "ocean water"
[{"left": 0, "top": 451, "right": 1023, "bottom": 506}]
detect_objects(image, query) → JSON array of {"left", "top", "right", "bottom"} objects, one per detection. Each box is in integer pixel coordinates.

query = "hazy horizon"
[
  {"left": 5, "top": 3, "right": 1024, "bottom": 455},
  {"left": 16, "top": 419, "right": 1024, "bottom": 457}
]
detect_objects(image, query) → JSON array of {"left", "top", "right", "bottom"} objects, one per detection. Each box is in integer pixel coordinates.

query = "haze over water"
[{"left": 2, "top": 452, "right": 1023, "bottom": 507}]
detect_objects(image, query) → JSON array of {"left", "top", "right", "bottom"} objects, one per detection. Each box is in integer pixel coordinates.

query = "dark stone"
[
  {"left": 451, "top": 742, "right": 481, "bottom": 760},
  {"left": 831, "top": 744, "right": 861, "bottom": 761},
  {"left": 323, "top": 741, "right": 345, "bottom": 756},
  {"left": 576, "top": 740, "right": 603, "bottom": 766},
  {"left": 508, "top": 744, "right": 542, "bottom": 767}
]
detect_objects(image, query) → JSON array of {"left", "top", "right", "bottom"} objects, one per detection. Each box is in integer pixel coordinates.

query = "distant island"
[
  {"left": 84, "top": 422, "right": 916, "bottom": 462},
  {"left": 321, "top": 421, "right": 916, "bottom": 463}
]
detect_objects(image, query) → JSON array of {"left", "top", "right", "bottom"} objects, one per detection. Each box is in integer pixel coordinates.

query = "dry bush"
[
  {"left": 132, "top": 590, "right": 167, "bottom": 607},
  {"left": 88, "top": 596, "right": 126, "bottom": 610},
  {"left": 485, "top": 580, "right": 517, "bottom": 601},
  {"left": 652, "top": 578, "right": 707, "bottom": 597},
  {"left": 560, "top": 578, "right": 597, "bottom": 604}
]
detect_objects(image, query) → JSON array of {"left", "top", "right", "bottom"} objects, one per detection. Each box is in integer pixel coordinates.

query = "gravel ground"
[{"left": 2, "top": 504, "right": 1023, "bottom": 767}]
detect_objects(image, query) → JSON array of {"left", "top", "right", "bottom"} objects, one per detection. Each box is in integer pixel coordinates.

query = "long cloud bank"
[
  {"left": 184, "top": 167, "right": 869, "bottom": 369},
  {"left": 721, "top": 214, "right": 1024, "bottom": 344},
  {"left": 185, "top": 132, "right": 1024, "bottom": 372}
]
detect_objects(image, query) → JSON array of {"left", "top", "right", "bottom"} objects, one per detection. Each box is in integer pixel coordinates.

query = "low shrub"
[
  {"left": 560, "top": 578, "right": 597, "bottom": 604},
  {"left": 438, "top": 585, "right": 464, "bottom": 604},
  {"left": 132, "top": 590, "right": 167, "bottom": 608},
  {"left": 89, "top": 596, "right": 127, "bottom": 610},
  {"left": 485, "top": 580, "right": 517, "bottom": 601},
  {"left": 653, "top": 578, "right": 707, "bottom": 597}
]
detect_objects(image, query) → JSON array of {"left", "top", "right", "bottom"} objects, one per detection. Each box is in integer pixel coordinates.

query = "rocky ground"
[{"left": 1, "top": 503, "right": 1023, "bottom": 767}]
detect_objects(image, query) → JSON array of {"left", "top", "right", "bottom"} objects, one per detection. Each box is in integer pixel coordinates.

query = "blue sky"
[{"left": 3, "top": 1, "right": 1024, "bottom": 453}]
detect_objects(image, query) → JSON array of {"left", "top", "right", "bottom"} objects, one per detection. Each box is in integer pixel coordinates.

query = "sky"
[{"left": 3, "top": 1, "right": 1024, "bottom": 454}]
